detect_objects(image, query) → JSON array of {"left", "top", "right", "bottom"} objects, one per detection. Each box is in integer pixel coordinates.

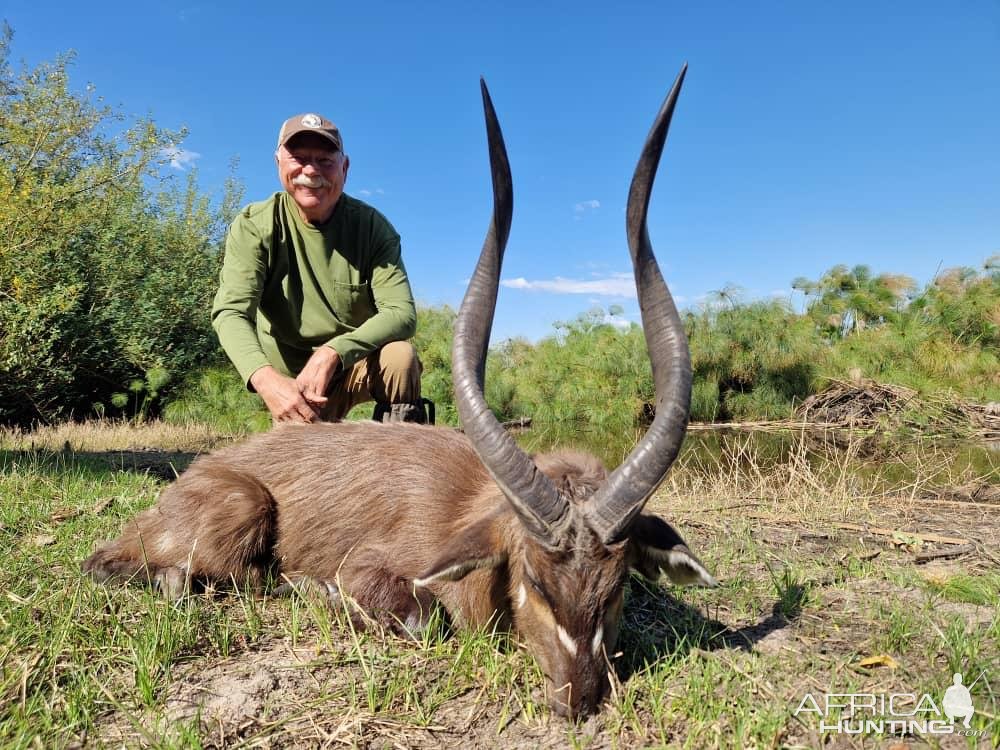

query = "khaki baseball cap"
[{"left": 276, "top": 113, "right": 343, "bottom": 151}]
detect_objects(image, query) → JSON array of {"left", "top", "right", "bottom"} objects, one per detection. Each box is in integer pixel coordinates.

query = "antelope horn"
[
  {"left": 585, "top": 64, "right": 693, "bottom": 545},
  {"left": 452, "top": 79, "right": 570, "bottom": 548}
]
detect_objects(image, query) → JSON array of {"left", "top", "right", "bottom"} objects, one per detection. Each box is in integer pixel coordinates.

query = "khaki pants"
[{"left": 319, "top": 341, "right": 422, "bottom": 421}]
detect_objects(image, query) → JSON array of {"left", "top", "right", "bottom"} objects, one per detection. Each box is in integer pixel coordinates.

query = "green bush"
[
  {"left": 687, "top": 299, "right": 820, "bottom": 421},
  {"left": 0, "top": 26, "right": 240, "bottom": 427},
  {"left": 911, "top": 260, "right": 999, "bottom": 350},
  {"left": 485, "top": 307, "right": 653, "bottom": 437},
  {"left": 162, "top": 366, "right": 271, "bottom": 435},
  {"left": 412, "top": 305, "right": 459, "bottom": 425}
]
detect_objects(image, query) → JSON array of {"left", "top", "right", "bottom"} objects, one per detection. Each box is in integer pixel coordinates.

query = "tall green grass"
[{"left": 163, "top": 366, "right": 271, "bottom": 434}]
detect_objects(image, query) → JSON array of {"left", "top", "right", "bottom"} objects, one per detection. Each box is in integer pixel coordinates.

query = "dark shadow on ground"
[
  {"left": 614, "top": 574, "right": 807, "bottom": 682},
  {"left": 0, "top": 448, "right": 199, "bottom": 481}
]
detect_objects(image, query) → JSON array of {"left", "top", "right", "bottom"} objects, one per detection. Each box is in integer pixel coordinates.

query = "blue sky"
[{"left": 5, "top": 1, "right": 999, "bottom": 341}]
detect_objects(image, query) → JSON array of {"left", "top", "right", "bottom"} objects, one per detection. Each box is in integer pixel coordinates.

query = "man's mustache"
[{"left": 292, "top": 175, "right": 331, "bottom": 188}]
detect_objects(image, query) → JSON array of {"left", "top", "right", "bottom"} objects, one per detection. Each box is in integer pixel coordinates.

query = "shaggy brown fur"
[{"left": 83, "top": 421, "right": 714, "bottom": 717}]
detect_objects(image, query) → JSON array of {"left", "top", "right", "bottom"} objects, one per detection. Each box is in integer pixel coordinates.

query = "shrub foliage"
[
  {"left": 409, "top": 265, "right": 998, "bottom": 433},
  {"left": 0, "top": 26, "right": 239, "bottom": 426}
]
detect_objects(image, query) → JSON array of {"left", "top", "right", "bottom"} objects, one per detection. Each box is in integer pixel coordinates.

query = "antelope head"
[{"left": 424, "top": 67, "right": 716, "bottom": 718}]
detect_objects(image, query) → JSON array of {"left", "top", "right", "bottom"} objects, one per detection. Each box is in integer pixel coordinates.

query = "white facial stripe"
[
  {"left": 413, "top": 554, "right": 506, "bottom": 589},
  {"left": 516, "top": 583, "right": 527, "bottom": 609},
  {"left": 592, "top": 625, "right": 604, "bottom": 656},
  {"left": 557, "top": 625, "right": 578, "bottom": 657}
]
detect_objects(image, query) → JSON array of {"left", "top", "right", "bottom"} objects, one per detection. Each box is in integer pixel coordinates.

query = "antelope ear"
[
  {"left": 412, "top": 515, "right": 508, "bottom": 587},
  {"left": 628, "top": 513, "right": 718, "bottom": 587}
]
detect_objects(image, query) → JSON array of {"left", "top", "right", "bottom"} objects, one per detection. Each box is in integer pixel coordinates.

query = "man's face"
[{"left": 276, "top": 132, "right": 349, "bottom": 224}]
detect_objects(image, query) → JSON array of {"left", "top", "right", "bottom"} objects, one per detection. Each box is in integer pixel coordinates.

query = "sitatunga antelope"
[{"left": 83, "top": 65, "right": 716, "bottom": 717}]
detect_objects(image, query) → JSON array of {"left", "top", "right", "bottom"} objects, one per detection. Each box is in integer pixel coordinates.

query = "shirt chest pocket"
[{"left": 328, "top": 281, "right": 376, "bottom": 327}]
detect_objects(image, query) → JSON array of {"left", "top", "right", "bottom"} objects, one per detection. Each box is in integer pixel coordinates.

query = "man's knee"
[
  {"left": 377, "top": 341, "right": 422, "bottom": 399},
  {"left": 370, "top": 341, "right": 432, "bottom": 423},
  {"left": 379, "top": 341, "right": 421, "bottom": 377},
  {"left": 363, "top": 340, "right": 422, "bottom": 405}
]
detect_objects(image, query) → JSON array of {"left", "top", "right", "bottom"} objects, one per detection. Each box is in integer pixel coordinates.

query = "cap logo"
[{"left": 301, "top": 114, "right": 323, "bottom": 128}]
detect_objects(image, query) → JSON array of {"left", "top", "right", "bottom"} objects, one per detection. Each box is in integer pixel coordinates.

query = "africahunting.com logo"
[{"left": 794, "top": 671, "right": 988, "bottom": 738}]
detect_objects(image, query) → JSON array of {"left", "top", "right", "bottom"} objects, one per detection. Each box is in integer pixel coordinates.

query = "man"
[{"left": 212, "top": 113, "right": 426, "bottom": 424}]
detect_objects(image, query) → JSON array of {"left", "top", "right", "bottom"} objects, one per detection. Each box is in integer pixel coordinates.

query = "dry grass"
[
  {"left": 0, "top": 419, "right": 237, "bottom": 454},
  {"left": 795, "top": 378, "right": 1000, "bottom": 441}
]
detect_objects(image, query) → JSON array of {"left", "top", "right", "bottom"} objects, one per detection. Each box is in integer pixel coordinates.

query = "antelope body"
[{"left": 83, "top": 66, "right": 716, "bottom": 717}]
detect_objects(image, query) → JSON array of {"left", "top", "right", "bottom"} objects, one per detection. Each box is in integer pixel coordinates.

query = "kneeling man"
[{"left": 213, "top": 112, "right": 426, "bottom": 424}]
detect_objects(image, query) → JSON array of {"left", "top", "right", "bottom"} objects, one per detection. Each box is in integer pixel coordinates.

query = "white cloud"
[
  {"left": 605, "top": 314, "right": 632, "bottom": 330},
  {"left": 502, "top": 272, "right": 636, "bottom": 298},
  {"left": 161, "top": 146, "right": 201, "bottom": 171},
  {"left": 573, "top": 199, "right": 601, "bottom": 214},
  {"left": 358, "top": 188, "right": 385, "bottom": 197}
]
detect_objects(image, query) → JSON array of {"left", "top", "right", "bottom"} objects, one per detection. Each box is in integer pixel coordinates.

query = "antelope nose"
[
  {"left": 551, "top": 696, "right": 599, "bottom": 719},
  {"left": 547, "top": 683, "right": 604, "bottom": 718},
  {"left": 547, "top": 682, "right": 576, "bottom": 718}
]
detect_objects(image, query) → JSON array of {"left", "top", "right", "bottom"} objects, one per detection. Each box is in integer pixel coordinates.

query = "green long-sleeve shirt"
[{"left": 212, "top": 192, "right": 416, "bottom": 387}]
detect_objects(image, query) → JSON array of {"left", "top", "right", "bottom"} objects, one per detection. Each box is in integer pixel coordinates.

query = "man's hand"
[
  {"left": 250, "top": 366, "right": 321, "bottom": 423},
  {"left": 296, "top": 346, "right": 341, "bottom": 409}
]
